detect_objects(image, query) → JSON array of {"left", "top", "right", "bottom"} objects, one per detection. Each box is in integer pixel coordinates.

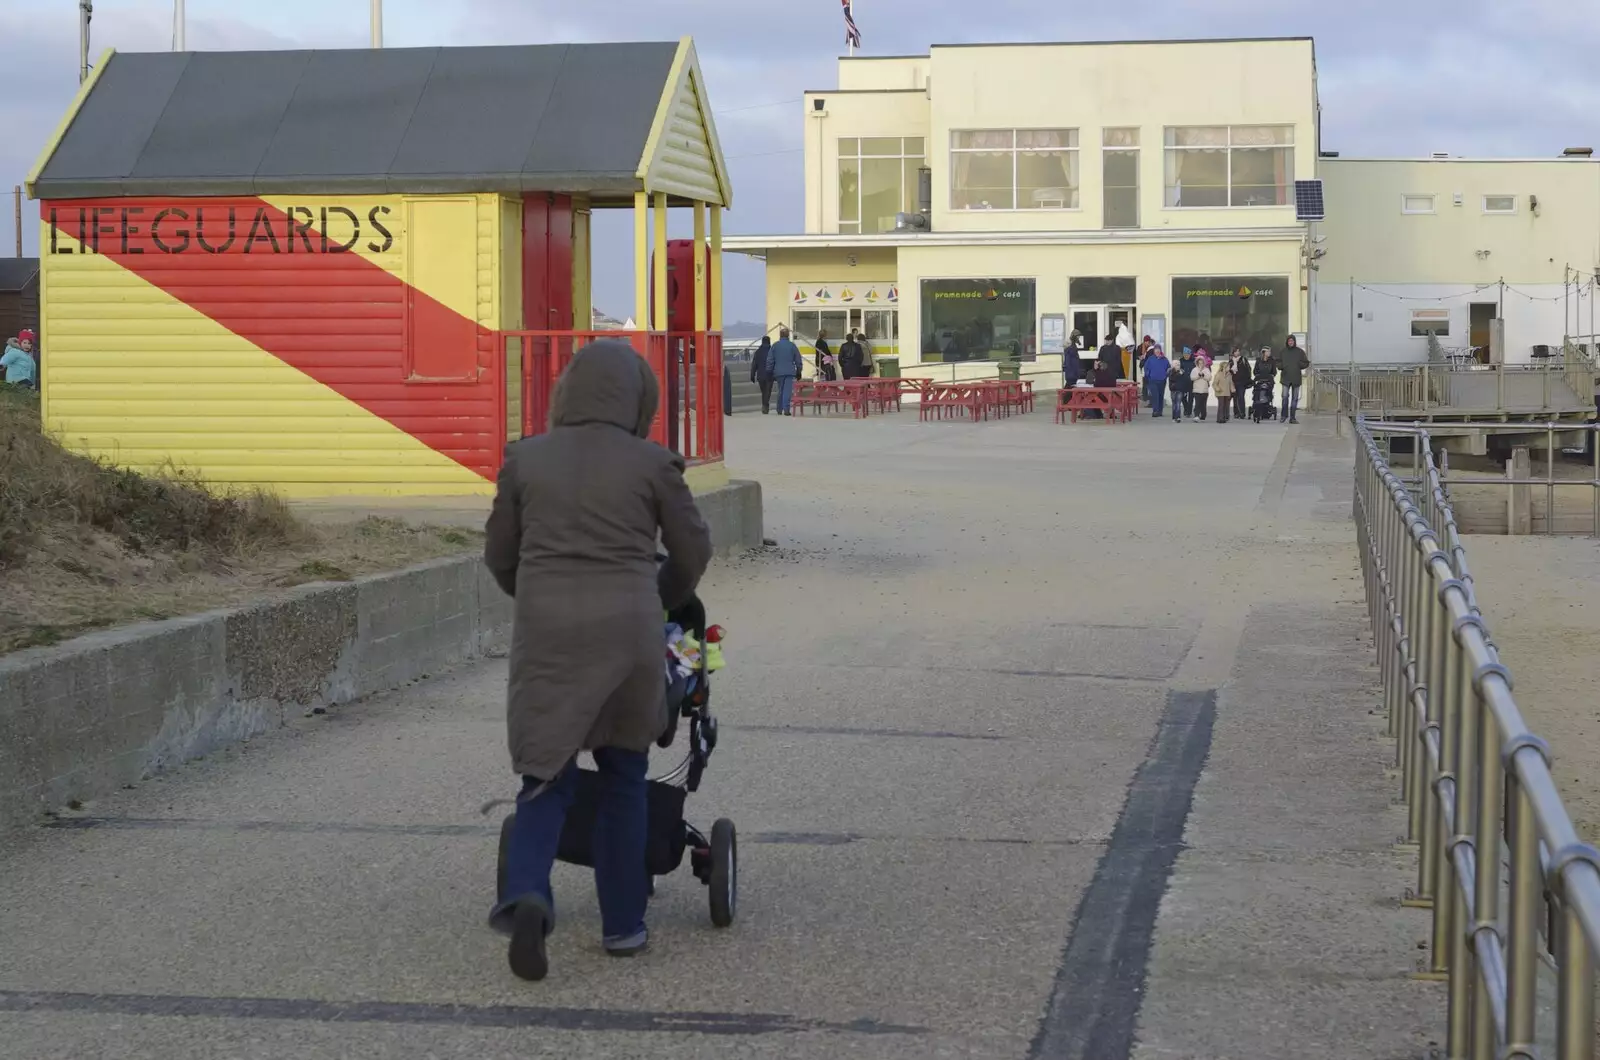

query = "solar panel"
[{"left": 1295, "top": 179, "right": 1326, "bottom": 221}]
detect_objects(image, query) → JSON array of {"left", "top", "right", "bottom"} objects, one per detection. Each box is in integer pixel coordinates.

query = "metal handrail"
[{"left": 1356, "top": 416, "right": 1600, "bottom": 1058}]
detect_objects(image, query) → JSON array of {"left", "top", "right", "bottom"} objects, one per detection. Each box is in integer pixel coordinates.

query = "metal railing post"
[
  {"left": 1426, "top": 580, "right": 1453, "bottom": 971},
  {"left": 1504, "top": 768, "right": 1541, "bottom": 1056},
  {"left": 1557, "top": 895, "right": 1595, "bottom": 1060},
  {"left": 1470, "top": 646, "right": 1503, "bottom": 1057},
  {"left": 1445, "top": 606, "right": 1474, "bottom": 1057}
]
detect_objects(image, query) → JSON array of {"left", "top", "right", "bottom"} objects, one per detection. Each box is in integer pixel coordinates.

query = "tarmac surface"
[{"left": 0, "top": 404, "right": 1443, "bottom": 1059}]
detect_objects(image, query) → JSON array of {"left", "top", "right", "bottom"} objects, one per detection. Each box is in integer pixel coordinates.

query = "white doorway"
[{"left": 1069, "top": 305, "right": 1136, "bottom": 349}]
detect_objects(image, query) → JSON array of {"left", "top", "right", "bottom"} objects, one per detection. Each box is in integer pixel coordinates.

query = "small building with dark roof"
[
  {"left": 0, "top": 259, "right": 40, "bottom": 345},
  {"left": 26, "top": 39, "right": 732, "bottom": 498}
]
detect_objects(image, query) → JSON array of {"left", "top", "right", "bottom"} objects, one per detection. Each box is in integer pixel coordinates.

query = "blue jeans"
[
  {"left": 776, "top": 375, "right": 796, "bottom": 414},
  {"left": 1149, "top": 386, "right": 1165, "bottom": 417},
  {"left": 1280, "top": 384, "right": 1301, "bottom": 421},
  {"left": 496, "top": 747, "right": 649, "bottom": 941}
]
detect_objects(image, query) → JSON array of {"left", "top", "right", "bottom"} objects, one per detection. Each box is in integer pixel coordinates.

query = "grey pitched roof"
[
  {"left": 32, "top": 43, "right": 681, "bottom": 199},
  {"left": 0, "top": 259, "right": 39, "bottom": 292}
]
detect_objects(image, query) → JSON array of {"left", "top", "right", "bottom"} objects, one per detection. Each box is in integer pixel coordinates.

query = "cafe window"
[
  {"left": 791, "top": 306, "right": 899, "bottom": 346},
  {"left": 1164, "top": 126, "right": 1294, "bottom": 208},
  {"left": 951, "top": 130, "right": 1079, "bottom": 211},
  {"left": 1170, "top": 276, "right": 1290, "bottom": 354},
  {"left": 1102, "top": 127, "right": 1140, "bottom": 229},
  {"left": 1410, "top": 309, "right": 1451, "bottom": 337},
  {"left": 838, "top": 136, "right": 924, "bottom": 234},
  {"left": 920, "top": 278, "right": 1038, "bottom": 362}
]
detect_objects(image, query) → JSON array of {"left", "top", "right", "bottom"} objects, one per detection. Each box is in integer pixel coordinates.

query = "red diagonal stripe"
[{"left": 43, "top": 197, "right": 497, "bottom": 481}]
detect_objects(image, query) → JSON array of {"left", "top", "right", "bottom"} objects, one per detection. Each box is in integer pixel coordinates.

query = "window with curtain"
[
  {"left": 1164, "top": 126, "right": 1293, "bottom": 208},
  {"left": 837, "top": 136, "right": 925, "bottom": 234},
  {"left": 951, "top": 129, "right": 1078, "bottom": 211},
  {"left": 1102, "top": 127, "right": 1140, "bottom": 229}
]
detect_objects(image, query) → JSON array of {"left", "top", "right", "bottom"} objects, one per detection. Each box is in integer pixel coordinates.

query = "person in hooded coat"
[
  {"left": 1278, "top": 334, "right": 1309, "bottom": 424},
  {"left": 484, "top": 340, "right": 713, "bottom": 981},
  {"left": 749, "top": 335, "right": 775, "bottom": 414}
]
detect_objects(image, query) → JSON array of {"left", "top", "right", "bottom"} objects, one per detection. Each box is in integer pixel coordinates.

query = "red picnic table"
[
  {"left": 1055, "top": 384, "right": 1137, "bottom": 424},
  {"left": 917, "top": 379, "right": 1034, "bottom": 422},
  {"left": 792, "top": 378, "right": 902, "bottom": 417}
]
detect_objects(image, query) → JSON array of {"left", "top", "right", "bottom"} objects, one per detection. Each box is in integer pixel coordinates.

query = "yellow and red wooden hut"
[{"left": 26, "top": 39, "right": 732, "bottom": 497}]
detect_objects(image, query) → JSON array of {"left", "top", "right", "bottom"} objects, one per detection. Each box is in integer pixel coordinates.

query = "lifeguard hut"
[{"left": 27, "top": 39, "right": 732, "bottom": 497}]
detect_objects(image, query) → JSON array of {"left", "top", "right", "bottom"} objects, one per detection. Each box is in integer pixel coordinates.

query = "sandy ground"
[{"left": 1458, "top": 535, "right": 1600, "bottom": 841}]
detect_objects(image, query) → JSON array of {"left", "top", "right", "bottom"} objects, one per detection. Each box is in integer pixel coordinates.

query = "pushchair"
[
  {"left": 494, "top": 593, "right": 737, "bottom": 928},
  {"left": 1251, "top": 378, "right": 1278, "bottom": 423}
]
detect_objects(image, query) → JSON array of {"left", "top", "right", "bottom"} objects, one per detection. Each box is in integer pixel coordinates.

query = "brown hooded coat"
[{"left": 484, "top": 340, "right": 713, "bottom": 780}]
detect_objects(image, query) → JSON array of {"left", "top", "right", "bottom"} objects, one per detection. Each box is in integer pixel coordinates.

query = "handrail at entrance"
[
  {"left": 1355, "top": 416, "right": 1600, "bottom": 1057},
  {"left": 493, "top": 330, "right": 724, "bottom": 469}
]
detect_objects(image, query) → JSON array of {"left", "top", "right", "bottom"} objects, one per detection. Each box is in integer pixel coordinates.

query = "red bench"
[{"left": 1056, "top": 386, "right": 1132, "bottom": 424}]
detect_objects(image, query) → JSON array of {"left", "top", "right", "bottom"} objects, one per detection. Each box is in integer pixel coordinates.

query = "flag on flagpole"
[{"left": 841, "top": 0, "right": 862, "bottom": 51}]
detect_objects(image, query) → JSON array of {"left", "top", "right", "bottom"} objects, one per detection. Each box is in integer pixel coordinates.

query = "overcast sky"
[{"left": 3, "top": 0, "right": 1596, "bottom": 324}]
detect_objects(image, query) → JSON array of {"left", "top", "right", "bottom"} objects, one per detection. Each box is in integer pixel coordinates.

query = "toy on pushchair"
[{"left": 494, "top": 591, "right": 737, "bottom": 928}]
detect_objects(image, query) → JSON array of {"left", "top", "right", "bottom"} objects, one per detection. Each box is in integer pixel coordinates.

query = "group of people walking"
[
  {"left": 1064, "top": 330, "right": 1308, "bottom": 425},
  {"left": 747, "top": 328, "right": 875, "bottom": 416}
]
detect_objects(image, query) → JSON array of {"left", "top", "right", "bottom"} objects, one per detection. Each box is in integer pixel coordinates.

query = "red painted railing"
[{"left": 494, "top": 330, "right": 724, "bottom": 470}]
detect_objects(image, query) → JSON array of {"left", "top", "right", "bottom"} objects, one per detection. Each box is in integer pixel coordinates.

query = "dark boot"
[{"left": 508, "top": 895, "right": 554, "bottom": 981}]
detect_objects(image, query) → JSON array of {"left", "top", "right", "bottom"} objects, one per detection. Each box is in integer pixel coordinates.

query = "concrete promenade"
[{"left": 0, "top": 407, "right": 1442, "bottom": 1058}]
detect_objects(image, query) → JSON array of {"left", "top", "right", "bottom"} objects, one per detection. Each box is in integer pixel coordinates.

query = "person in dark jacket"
[
  {"left": 838, "top": 332, "right": 865, "bottom": 380},
  {"left": 1228, "top": 347, "right": 1251, "bottom": 422},
  {"left": 1096, "top": 338, "right": 1124, "bottom": 383},
  {"left": 484, "top": 340, "right": 713, "bottom": 981},
  {"left": 1170, "top": 347, "right": 1196, "bottom": 422},
  {"left": 1277, "top": 335, "right": 1309, "bottom": 424},
  {"left": 749, "top": 335, "right": 774, "bottom": 413},
  {"left": 1063, "top": 331, "right": 1084, "bottom": 388}
]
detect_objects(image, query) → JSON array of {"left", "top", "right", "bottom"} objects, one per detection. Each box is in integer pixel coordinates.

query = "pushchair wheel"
[
  {"left": 709, "top": 818, "right": 737, "bottom": 928},
  {"left": 496, "top": 813, "right": 514, "bottom": 903}
]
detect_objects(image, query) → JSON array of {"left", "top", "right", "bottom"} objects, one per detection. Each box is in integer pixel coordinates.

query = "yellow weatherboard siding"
[
  {"left": 258, "top": 193, "right": 502, "bottom": 328},
  {"left": 639, "top": 40, "right": 730, "bottom": 207},
  {"left": 41, "top": 212, "right": 493, "bottom": 499}
]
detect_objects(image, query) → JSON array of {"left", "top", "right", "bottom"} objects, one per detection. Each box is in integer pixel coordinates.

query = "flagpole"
[{"left": 849, "top": 0, "right": 857, "bottom": 55}]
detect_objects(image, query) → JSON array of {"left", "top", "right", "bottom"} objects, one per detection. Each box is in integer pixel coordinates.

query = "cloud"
[
  {"left": 5, "top": 0, "right": 1596, "bottom": 323},
  {"left": 0, "top": 2, "right": 355, "bottom": 257}
]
